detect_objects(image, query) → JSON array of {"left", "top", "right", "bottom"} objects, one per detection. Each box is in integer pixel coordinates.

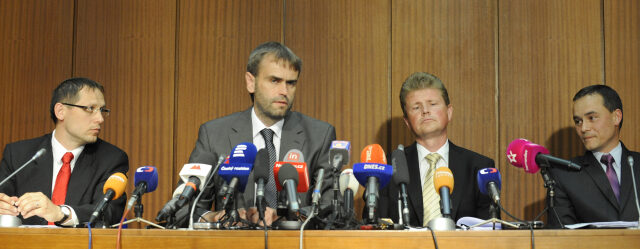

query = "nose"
[{"left": 95, "top": 111, "right": 105, "bottom": 124}]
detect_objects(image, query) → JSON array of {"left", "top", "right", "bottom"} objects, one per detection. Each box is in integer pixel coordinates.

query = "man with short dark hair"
[
  {"left": 188, "top": 42, "right": 336, "bottom": 226},
  {"left": 376, "top": 72, "right": 494, "bottom": 227},
  {"left": 548, "top": 84, "right": 640, "bottom": 228},
  {"left": 0, "top": 77, "right": 128, "bottom": 226}
]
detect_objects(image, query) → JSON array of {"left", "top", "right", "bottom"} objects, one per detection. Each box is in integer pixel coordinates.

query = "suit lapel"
[
  {"left": 618, "top": 144, "right": 635, "bottom": 212},
  {"left": 279, "top": 112, "right": 305, "bottom": 161},
  {"left": 447, "top": 142, "right": 465, "bottom": 219},
  {"left": 229, "top": 109, "right": 256, "bottom": 206},
  {"left": 405, "top": 144, "right": 424, "bottom": 225},
  {"left": 582, "top": 152, "right": 621, "bottom": 210},
  {"left": 65, "top": 142, "right": 96, "bottom": 205},
  {"left": 32, "top": 136, "right": 54, "bottom": 198}
]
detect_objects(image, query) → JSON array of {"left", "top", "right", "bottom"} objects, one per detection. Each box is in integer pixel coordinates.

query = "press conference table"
[{"left": 1, "top": 227, "right": 639, "bottom": 249}]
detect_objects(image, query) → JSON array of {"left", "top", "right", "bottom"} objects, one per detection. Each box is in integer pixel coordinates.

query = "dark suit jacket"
[
  {"left": 188, "top": 108, "right": 336, "bottom": 213},
  {"left": 0, "top": 134, "right": 129, "bottom": 226},
  {"left": 548, "top": 143, "right": 640, "bottom": 228},
  {"left": 376, "top": 142, "right": 494, "bottom": 226}
]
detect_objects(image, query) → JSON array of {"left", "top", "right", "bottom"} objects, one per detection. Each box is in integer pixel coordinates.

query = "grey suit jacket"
[{"left": 188, "top": 108, "right": 336, "bottom": 212}]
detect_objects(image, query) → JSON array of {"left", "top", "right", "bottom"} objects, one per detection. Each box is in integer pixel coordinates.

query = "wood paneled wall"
[{"left": 0, "top": 0, "right": 638, "bottom": 224}]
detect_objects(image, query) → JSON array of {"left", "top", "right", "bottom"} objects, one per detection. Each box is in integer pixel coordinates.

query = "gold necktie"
[{"left": 423, "top": 153, "right": 442, "bottom": 226}]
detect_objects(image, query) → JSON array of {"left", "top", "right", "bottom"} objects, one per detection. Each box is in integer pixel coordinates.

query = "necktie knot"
[
  {"left": 426, "top": 153, "right": 442, "bottom": 168},
  {"left": 260, "top": 129, "right": 274, "bottom": 143},
  {"left": 62, "top": 152, "right": 74, "bottom": 164},
  {"left": 601, "top": 154, "right": 614, "bottom": 168}
]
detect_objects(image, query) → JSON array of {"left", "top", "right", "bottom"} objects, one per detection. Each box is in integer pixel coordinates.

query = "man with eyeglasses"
[{"left": 0, "top": 77, "right": 129, "bottom": 227}]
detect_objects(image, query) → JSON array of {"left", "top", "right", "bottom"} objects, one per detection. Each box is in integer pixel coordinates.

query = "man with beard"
[{"left": 186, "top": 42, "right": 336, "bottom": 226}]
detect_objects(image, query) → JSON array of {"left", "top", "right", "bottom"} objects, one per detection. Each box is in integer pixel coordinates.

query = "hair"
[
  {"left": 50, "top": 77, "right": 104, "bottom": 124},
  {"left": 246, "top": 42, "right": 302, "bottom": 101},
  {"left": 399, "top": 72, "right": 450, "bottom": 117},
  {"left": 573, "top": 84, "right": 623, "bottom": 129}
]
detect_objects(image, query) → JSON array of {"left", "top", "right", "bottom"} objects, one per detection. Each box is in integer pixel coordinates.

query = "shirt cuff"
[{"left": 60, "top": 205, "right": 79, "bottom": 226}]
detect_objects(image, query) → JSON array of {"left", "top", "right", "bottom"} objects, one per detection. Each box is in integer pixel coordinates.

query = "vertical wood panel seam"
[
  {"left": 387, "top": 0, "right": 393, "bottom": 152},
  {"left": 494, "top": 0, "right": 501, "bottom": 166},
  {"left": 601, "top": 0, "right": 606, "bottom": 84},
  {"left": 282, "top": 0, "right": 286, "bottom": 44},
  {"left": 172, "top": 0, "right": 180, "bottom": 188},
  {"left": 72, "top": 0, "right": 78, "bottom": 77}
]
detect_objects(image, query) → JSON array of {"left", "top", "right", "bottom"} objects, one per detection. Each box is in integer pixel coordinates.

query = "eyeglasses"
[{"left": 62, "top": 103, "right": 110, "bottom": 117}]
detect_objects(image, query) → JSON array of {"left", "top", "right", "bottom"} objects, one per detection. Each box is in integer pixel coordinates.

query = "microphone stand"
[
  {"left": 114, "top": 198, "right": 164, "bottom": 229},
  {"left": 324, "top": 167, "right": 342, "bottom": 230},
  {"left": 468, "top": 202, "right": 519, "bottom": 230},
  {"left": 538, "top": 163, "right": 564, "bottom": 228}
]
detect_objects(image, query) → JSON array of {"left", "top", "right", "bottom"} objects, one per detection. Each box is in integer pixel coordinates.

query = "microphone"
[
  {"left": 89, "top": 172, "right": 127, "bottom": 224},
  {"left": 339, "top": 169, "right": 359, "bottom": 218},
  {"left": 391, "top": 145, "right": 411, "bottom": 225},
  {"left": 277, "top": 163, "right": 301, "bottom": 214},
  {"left": 506, "top": 139, "right": 582, "bottom": 173},
  {"left": 329, "top": 141, "right": 351, "bottom": 170},
  {"left": 126, "top": 166, "right": 159, "bottom": 210},
  {"left": 352, "top": 144, "right": 392, "bottom": 222},
  {"left": 0, "top": 148, "right": 46, "bottom": 188},
  {"left": 477, "top": 168, "right": 502, "bottom": 205},
  {"left": 274, "top": 150, "right": 310, "bottom": 193},
  {"left": 434, "top": 167, "right": 454, "bottom": 218},
  {"left": 218, "top": 143, "right": 257, "bottom": 208},
  {"left": 628, "top": 156, "right": 640, "bottom": 228},
  {"left": 176, "top": 162, "right": 213, "bottom": 207},
  {"left": 254, "top": 149, "right": 270, "bottom": 209},
  {"left": 155, "top": 184, "right": 185, "bottom": 222}
]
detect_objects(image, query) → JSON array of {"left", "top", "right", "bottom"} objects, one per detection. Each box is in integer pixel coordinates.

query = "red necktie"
[{"left": 50, "top": 152, "right": 73, "bottom": 225}]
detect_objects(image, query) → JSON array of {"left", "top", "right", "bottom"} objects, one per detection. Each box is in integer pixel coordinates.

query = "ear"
[
  {"left": 613, "top": 109, "right": 622, "bottom": 127},
  {"left": 246, "top": 72, "right": 256, "bottom": 94},
  {"left": 402, "top": 115, "right": 410, "bottom": 129},
  {"left": 54, "top": 103, "right": 66, "bottom": 122},
  {"left": 447, "top": 104, "right": 453, "bottom": 122}
]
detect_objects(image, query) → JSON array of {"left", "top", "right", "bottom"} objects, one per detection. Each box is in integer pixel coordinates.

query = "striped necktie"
[
  {"left": 260, "top": 128, "right": 278, "bottom": 208},
  {"left": 423, "top": 153, "right": 442, "bottom": 226}
]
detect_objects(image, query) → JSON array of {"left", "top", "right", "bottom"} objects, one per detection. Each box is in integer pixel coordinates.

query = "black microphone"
[
  {"left": 0, "top": 148, "right": 46, "bottom": 188},
  {"left": 391, "top": 146, "right": 411, "bottom": 226},
  {"left": 535, "top": 154, "right": 582, "bottom": 171},
  {"left": 254, "top": 149, "right": 270, "bottom": 209},
  {"left": 155, "top": 184, "right": 185, "bottom": 222},
  {"left": 278, "top": 164, "right": 300, "bottom": 214},
  {"left": 89, "top": 172, "right": 128, "bottom": 224}
]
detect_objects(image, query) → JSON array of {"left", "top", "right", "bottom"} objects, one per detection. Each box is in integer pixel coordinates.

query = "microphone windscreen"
[
  {"left": 134, "top": 166, "right": 158, "bottom": 193},
  {"left": 283, "top": 149, "right": 305, "bottom": 163},
  {"left": 434, "top": 167, "right": 454, "bottom": 195},
  {"left": 506, "top": 138, "right": 549, "bottom": 173},
  {"left": 330, "top": 140, "right": 351, "bottom": 165},
  {"left": 103, "top": 172, "right": 128, "bottom": 200},
  {"left": 228, "top": 143, "right": 257, "bottom": 164},
  {"left": 360, "top": 144, "right": 387, "bottom": 164},
  {"left": 477, "top": 168, "right": 501, "bottom": 195},
  {"left": 189, "top": 151, "right": 218, "bottom": 165},
  {"left": 339, "top": 169, "right": 359, "bottom": 197},
  {"left": 254, "top": 149, "right": 270, "bottom": 180},
  {"left": 391, "top": 149, "right": 410, "bottom": 185},
  {"left": 277, "top": 163, "right": 299, "bottom": 187}
]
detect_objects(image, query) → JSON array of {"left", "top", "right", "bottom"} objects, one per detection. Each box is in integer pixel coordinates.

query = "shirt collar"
[
  {"left": 593, "top": 141, "right": 622, "bottom": 164},
  {"left": 251, "top": 107, "right": 284, "bottom": 140},
  {"left": 51, "top": 130, "right": 85, "bottom": 165},
  {"left": 416, "top": 139, "right": 450, "bottom": 164}
]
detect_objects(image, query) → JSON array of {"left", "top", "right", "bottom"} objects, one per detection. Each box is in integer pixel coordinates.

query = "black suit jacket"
[
  {"left": 187, "top": 108, "right": 336, "bottom": 213},
  {"left": 376, "top": 142, "right": 494, "bottom": 226},
  {"left": 0, "top": 134, "right": 129, "bottom": 225},
  {"left": 548, "top": 143, "right": 640, "bottom": 228}
]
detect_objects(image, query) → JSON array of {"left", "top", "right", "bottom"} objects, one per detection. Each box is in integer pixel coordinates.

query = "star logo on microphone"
[{"left": 507, "top": 151, "right": 517, "bottom": 163}]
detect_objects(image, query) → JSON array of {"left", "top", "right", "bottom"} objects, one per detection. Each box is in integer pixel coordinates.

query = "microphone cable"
[
  {"left": 299, "top": 204, "right": 317, "bottom": 249},
  {"left": 116, "top": 206, "right": 132, "bottom": 249},
  {"left": 87, "top": 222, "right": 93, "bottom": 249},
  {"left": 498, "top": 203, "right": 535, "bottom": 249},
  {"left": 425, "top": 225, "right": 439, "bottom": 249},
  {"left": 189, "top": 155, "right": 225, "bottom": 229}
]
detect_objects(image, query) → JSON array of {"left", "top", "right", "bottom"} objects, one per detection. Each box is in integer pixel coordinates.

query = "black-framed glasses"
[{"left": 61, "top": 103, "right": 110, "bottom": 117}]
